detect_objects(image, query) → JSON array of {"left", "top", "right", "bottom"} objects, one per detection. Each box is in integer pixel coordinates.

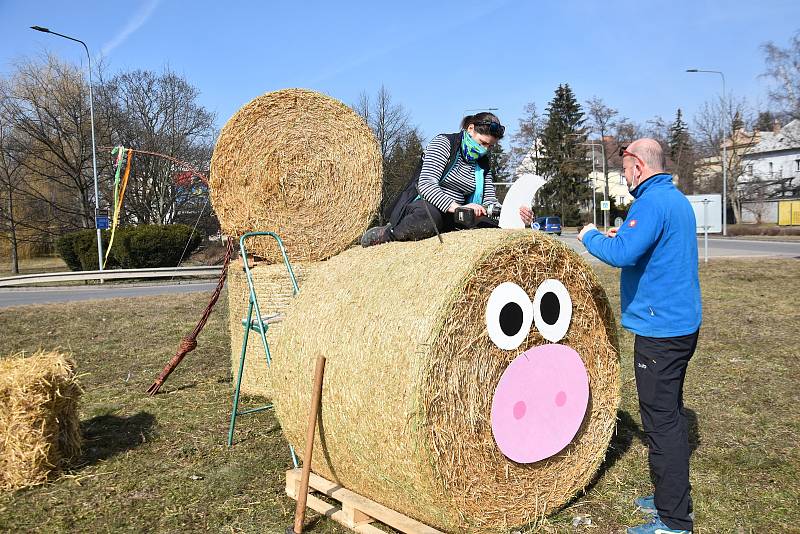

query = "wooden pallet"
[{"left": 285, "top": 468, "right": 444, "bottom": 534}]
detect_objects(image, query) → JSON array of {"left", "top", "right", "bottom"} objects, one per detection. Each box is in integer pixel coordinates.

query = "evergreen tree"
[
  {"left": 534, "top": 84, "right": 592, "bottom": 225},
  {"left": 755, "top": 111, "right": 776, "bottom": 131},
  {"left": 731, "top": 110, "right": 745, "bottom": 132},
  {"left": 668, "top": 109, "right": 690, "bottom": 160},
  {"left": 488, "top": 143, "right": 512, "bottom": 185},
  {"left": 668, "top": 108, "right": 696, "bottom": 194},
  {"left": 380, "top": 129, "right": 423, "bottom": 222}
]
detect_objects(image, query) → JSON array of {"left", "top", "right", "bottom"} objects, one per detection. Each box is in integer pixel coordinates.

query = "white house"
[
  {"left": 589, "top": 170, "right": 634, "bottom": 207},
  {"left": 737, "top": 119, "right": 800, "bottom": 223}
]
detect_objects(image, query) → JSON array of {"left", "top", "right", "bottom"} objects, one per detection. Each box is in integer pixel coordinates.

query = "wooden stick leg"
[{"left": 292, "top": 355, "right": 326, "bottom": 534}]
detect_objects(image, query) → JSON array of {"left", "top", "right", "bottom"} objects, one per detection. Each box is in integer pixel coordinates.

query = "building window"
[
  {"left": 769, "top": 162, "right": 774, "bottom": 176},
  {"left": 619, "top": 175, "right": 625, "bottom": 185},
  {"left": 795, "top": 159, "right": 800, "bottom": 172},
  {"left": 618, "top": 196, "right": 625, "bottom": 205},
  {"left": 746, "top": 164, "right": 754, "bottom": 175}
]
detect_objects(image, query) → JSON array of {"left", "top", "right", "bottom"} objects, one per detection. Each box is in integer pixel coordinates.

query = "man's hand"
[
  {"left": 577, "top": 223, "right": 597, "bottom": 243},
  {"left": 519, "top": 205, "right": 534, "bottom": 225},
  {"left": 606, "top": 227, "right": 619, "bottom": 238},
  {"left": 462, "top": 203, "right": 487, "bottom": 216}
]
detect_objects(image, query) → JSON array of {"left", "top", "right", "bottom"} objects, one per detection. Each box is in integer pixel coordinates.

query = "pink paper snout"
[{"left": 490, "top": 344, "right": 589, "bottom": 463}]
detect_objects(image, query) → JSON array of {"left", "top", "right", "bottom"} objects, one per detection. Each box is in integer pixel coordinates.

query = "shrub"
[
  {"left": 55, "top": 230, "right": 112, "bottom": 271},
  {"left": 111, "top": 225, "right": 202, "bottom": 269},
  {"left": 55, "top": 232, "right": 87, "bottom": 271}
]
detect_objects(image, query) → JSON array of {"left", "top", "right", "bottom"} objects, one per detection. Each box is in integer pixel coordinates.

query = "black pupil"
[
  {"left": 540, "top": 292, "right": 560, "bottom": 325},
  {"left": 499, "top": 302, "right": 524, "bottom": 337}
]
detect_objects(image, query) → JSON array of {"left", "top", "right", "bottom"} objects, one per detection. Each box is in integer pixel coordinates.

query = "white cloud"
[{"left": 99, "top": 0, "right": 160, "bottom": 58}]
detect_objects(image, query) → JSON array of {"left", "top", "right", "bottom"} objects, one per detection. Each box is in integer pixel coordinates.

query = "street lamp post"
[
  {"left": 577, "top": 141, "right": 606, "bottom": 228},
  {"left": 687, "top": 68, "right": 727, "bottom": 236},
  {"left": 31, "top": 25, "right": 104, "bottom": 269}
]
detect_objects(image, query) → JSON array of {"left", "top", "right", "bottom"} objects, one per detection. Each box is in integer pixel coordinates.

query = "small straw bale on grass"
[
  {"left": 209, "top": 88, "right": 382, "bottom": 263},
  {"left": 227, "top": 259, "right": 314, "bottom": 397},
  {"left": 0, "top": 350, "right": 82, "bottom": 492},
  {"left": 272, "top": 229, "right": 620, "bottom": 533}
]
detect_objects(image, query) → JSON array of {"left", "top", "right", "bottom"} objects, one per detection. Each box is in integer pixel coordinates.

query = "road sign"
[
  {"left": 600, "top": 200, "right": 610, "bottom": 211},
  {"left": 686, "top": 194, "right": 722, "bottom": 233},
  {"left": 95, "top": 208, "right": 110, "bottom": 230}
]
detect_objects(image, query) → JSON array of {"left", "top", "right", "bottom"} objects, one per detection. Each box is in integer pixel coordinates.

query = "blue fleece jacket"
[{"left": 582, "top": 173, "right": 702, "bottom": 337}]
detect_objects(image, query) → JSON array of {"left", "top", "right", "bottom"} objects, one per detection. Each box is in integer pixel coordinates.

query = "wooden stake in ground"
[{"left": 287, "top": 355, "right": 326, "bottom": 534}]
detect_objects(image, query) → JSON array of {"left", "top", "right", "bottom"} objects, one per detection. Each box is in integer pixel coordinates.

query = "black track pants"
[
  {"left": 634, "top": 330, "right": 699, "bottom": 532},
  {"left": 390, "top": 199, "right": 454, "bottom": 241}
]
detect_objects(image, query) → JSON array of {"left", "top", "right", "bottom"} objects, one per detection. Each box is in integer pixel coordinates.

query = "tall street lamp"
[
  {"left": 687, "top": 68, "right": 727, "bottom": 236},
  {"left": 31, "top": 25, "right": 104, "bottom": 269},
  {"left": 578, "top": 142, "right": 607, "bottom": 227}
]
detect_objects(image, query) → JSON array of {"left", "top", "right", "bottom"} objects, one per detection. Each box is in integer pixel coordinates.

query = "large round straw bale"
[
  {"left": 210, "top": 89, "right": 382, "bottom": 263},
  {"left": 0, "top": 350, "right": 82, "bottom": 492},
  {"left": 227, "top": 259, "right": 313, "bottom": 397},
  {"left": 272, "top": 230, "right": 620, "bottom": 533}
]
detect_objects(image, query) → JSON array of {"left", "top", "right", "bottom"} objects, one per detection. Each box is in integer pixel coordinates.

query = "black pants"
[
  {"left": 389, "top": 198, "right": 455, "bottom": 241},
  {"left": 634, "top": 330, "right": 699, "bottom": 531}
]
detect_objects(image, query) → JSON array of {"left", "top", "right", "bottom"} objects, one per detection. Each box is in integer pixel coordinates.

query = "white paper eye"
[
  {"left": 486, "top": 282, "right": 534, "bottom": 350},
  {"left": 533, "top": 279, "right": 573, "bottom": 343}
]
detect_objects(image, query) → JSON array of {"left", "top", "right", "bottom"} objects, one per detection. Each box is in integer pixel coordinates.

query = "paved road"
[
  {"left": 557, "top": 234, "right": 800, "bottom": 260},
  {"left": 2, "top": 237, "right": 798, "bottom": 308},
  {"left": 0, "top": 282, "right": 218, "bottom": 308}
]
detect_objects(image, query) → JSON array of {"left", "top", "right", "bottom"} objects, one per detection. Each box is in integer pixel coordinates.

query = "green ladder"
[{"left": 228, "top": 231, "right": 299, "bottom": 447}]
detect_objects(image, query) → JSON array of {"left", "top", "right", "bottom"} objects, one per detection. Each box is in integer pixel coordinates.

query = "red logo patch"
[{"left": 628, "top": 219, "right": 638, "bottom": 228}]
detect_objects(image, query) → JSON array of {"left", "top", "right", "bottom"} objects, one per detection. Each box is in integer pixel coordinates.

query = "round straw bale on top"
[
  {"left": 210, "top": 89, "right": 382, "bottom": 263},
  {"left": 271, "top": 229, "right": 620, "bottom": 533}
]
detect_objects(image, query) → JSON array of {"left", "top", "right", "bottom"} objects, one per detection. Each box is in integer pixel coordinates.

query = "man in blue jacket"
[{"left": 578, "top": 138, "right": 701, "bottom": 534}]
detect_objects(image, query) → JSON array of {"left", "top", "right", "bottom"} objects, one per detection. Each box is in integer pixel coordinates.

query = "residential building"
[{"left": 737, "top": 119, "right": 800, "bottom": 223}]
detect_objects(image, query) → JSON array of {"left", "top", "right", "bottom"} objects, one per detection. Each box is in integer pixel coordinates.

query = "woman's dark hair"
[{"left": 461, "top": 112, "right": 505, "bottom": 139}]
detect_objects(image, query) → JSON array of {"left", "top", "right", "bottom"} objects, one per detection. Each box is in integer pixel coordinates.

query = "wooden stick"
[{"left": 292, "top": 355, "right": 326, "bottom": 534}]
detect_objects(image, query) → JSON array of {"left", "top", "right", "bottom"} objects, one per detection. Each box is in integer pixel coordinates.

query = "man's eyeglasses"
[
  {"left": 619, "top": 146, "right": 645, "bottom": 168},
  {"left": 474, "top": 120, "right": 505, "bottom": 137}
]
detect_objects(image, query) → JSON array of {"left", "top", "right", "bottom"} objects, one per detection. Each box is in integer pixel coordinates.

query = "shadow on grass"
[
  {"left": 581, "top": 406, "right": 702, "bottom": 497},
  {"left": 78, "top": 412, "right": 156, "bottom": 467}
]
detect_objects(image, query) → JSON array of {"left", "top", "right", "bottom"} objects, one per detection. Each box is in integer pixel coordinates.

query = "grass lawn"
[
  {"left": 2, "top": 256, "right": 67, "bottom": 276},
  {"left": 0, "top": 258, "right": 798, "bottom": 533}
]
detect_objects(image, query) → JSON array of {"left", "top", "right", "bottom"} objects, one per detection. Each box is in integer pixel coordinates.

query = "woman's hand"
[
  {"left": 462, "top": 203, "right": 487, "bottom": 216},
  {"left": 605, "top": 227, "right": 619, "bottom": 238},
  {"left": 519, "top": 206, "right": 534, "bottom": 225}
]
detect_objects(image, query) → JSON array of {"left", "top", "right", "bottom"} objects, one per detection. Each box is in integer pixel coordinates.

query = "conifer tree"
[
  {"left": 668, "top": 108, "right": 690, "bottom": 160},
  {"left": 534, "top": 84, "right": 592, "bottom": 225}
]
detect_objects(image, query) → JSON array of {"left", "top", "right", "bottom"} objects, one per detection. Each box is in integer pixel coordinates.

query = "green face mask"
[{"left": 461, "top": 131, "right": 488, "bottom": 163}]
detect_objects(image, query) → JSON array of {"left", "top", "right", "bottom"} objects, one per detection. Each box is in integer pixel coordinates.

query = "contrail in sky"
[{"left": 100, "top": 0, "right": 160, "bottom": 58}]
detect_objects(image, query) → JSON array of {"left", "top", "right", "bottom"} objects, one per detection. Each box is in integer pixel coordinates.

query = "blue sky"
[{"left": 1, "top": 0, "right": 798, "bottom": 147}]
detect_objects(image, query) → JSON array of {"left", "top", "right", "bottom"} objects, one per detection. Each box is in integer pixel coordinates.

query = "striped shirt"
[{"left": 417, "top": 134, "right": 498, "bottom": 213}]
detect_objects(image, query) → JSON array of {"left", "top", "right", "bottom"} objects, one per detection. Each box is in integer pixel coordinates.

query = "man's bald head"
[{"left": 627, "top": 138, "right": 666, "bottom": 173}]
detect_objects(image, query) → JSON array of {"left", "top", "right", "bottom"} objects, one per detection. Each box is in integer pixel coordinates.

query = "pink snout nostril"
[{"left": 513, "top": 401, "right": 526, "bottom": 420}]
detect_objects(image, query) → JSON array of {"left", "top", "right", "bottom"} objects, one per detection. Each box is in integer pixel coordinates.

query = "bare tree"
[
  {"left": 101, "top": 68, "right": 215, "bottom": 225},
  {"left": 353, "top": 85, "right": 420, "bottom": 223},
  {"left": 354, "top": 85, "right": 411, "bottom": 163},
  {"left": 762, "top": 31, "right": 800, "bottom": 126},
  {"left": 586, "top": 97, "right": 621, "bottom": 208},
  {"left": 0, "top": 103, "right": 28, "bottom": 273},
  {"left": 693, "top": 95, "right": 757, "bottom": 223},
  {"left": 0, "top": 55, "right": 113, "bottom": 235},
  {"left": 510, "top": 102, "right": 544, "bottom": 175}
]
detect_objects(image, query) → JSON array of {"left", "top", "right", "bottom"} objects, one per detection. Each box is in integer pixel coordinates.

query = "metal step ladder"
[{"left": 228, "top": 231, "right": 299, "bottom": 447}]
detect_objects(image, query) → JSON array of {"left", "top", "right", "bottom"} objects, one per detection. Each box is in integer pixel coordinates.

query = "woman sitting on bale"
[{"left": 361, "top": 112, "right": 531, "bottom": 246}]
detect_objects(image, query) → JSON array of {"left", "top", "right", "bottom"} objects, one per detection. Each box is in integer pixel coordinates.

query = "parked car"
[{"left": 534, "top": 216, "right": 562, "bottom": 235}]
